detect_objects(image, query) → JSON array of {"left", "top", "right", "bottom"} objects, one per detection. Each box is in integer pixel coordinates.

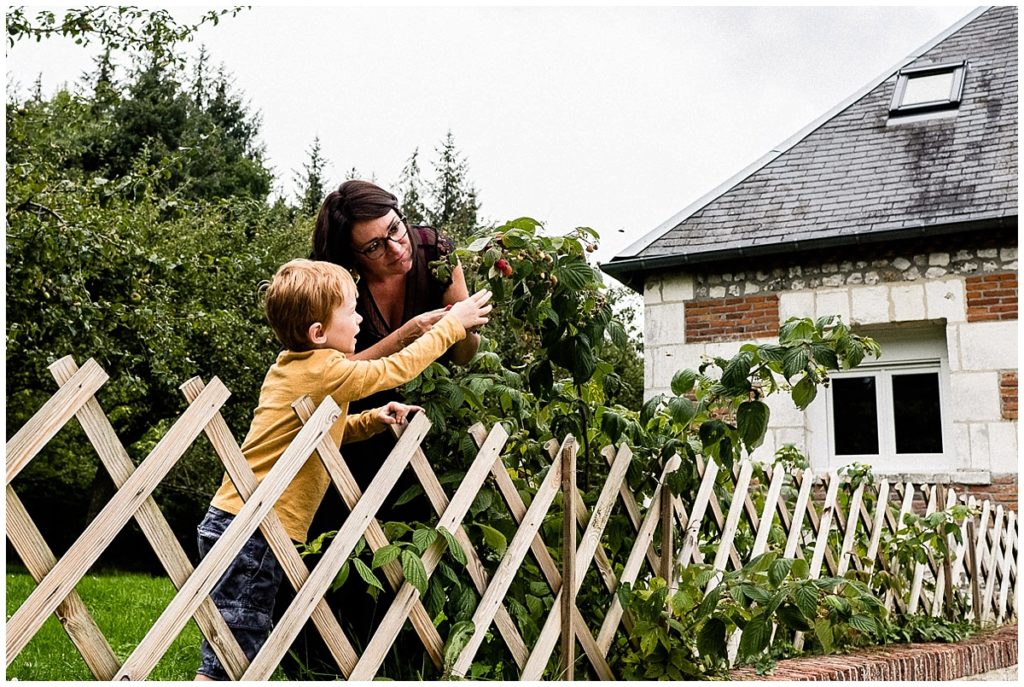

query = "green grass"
[{"left": 4, "top": 566, "right": 286, "bottom": 681}]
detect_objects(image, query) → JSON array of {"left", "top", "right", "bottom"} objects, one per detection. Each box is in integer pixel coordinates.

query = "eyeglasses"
[{"left": 353, "top": 218, "right": 409, "bottom": 260}]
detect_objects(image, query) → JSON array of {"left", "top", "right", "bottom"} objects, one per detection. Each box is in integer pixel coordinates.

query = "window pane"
[
  {"left": 902, "top": 72, "right": 954, "bottom": 106},
  {"left": 833, "top": 377, "right": 879, "bottom": 455},
  {"left": 893, "top": 373, "right": 943, "bottom": 454}
]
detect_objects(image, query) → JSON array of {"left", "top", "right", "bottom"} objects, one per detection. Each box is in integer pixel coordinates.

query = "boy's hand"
[
  {"left": 376, "top": 402, "right": 423, "bottom": 426},
  {"left": 449, "top": 289, "right": 492, "bottom": 332}
]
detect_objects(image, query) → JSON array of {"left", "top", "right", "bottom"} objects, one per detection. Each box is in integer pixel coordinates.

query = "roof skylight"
[{"left": 889, "top": 61, "right": 966, "bottom": 116}]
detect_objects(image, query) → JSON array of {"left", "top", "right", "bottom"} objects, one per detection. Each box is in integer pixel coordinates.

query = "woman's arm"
[{"left": 442, "top": 263, "right": 480, "bottom": 366}]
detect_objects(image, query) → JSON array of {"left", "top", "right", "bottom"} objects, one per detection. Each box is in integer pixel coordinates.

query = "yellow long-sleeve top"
[{"left": 211, "top": 315, "right": 466, "bottom": 542}]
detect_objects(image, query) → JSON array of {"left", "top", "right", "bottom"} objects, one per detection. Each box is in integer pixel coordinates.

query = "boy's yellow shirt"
[{"left": 211, "top": 315, "right": 466, "bottom": 542}]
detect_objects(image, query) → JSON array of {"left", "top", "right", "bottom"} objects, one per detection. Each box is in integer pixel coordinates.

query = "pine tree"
[
  {"left": 396, "top": 147, "right": 428, "bottom": 225},
  {"left": 427, "top": 130, "right": 479, "bottom": 240},
  {"left": 294, "top": 136, "right": 328, "bottom": 215}
]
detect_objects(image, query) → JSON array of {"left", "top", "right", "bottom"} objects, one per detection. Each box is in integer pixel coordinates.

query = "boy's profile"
[{"left": 195, "top": 258, "right": 491, "bottom": 680}]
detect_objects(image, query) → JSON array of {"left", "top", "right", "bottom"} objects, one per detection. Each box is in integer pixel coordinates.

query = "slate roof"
[{"left": 604, "top": 6, "right": 1018, "bottom": 287}]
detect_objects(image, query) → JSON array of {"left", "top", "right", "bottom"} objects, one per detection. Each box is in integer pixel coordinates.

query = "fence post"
[{"left": 560, "top": 438, "right": 577, "bottom": 680}]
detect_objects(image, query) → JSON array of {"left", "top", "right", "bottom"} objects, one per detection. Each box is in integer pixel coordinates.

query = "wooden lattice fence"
[{"left": 5, "top": 355, "right": 1019, "bottom": 680}]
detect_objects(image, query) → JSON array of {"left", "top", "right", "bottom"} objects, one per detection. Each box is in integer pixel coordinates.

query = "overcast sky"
[{"left": 7, "top": 4, "right": 976, "bottom": 267}]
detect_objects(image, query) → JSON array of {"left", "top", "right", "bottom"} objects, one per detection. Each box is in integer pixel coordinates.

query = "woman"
[{"left": 276, "top": 180, "right": 480, "bottom": 677}]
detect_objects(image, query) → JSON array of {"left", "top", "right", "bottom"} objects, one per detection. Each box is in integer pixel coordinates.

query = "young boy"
[{"left": 195, "top": 258, "right": 491, "bottom": 680}]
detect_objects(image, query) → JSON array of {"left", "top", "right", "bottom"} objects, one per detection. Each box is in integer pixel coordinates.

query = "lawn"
[{"left": 4, "top": 566, "right": 286, "bottom": 681}]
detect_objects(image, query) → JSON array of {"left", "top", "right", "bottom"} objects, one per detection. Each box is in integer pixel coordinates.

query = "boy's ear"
[{"left": 307, "top": 322, "right": 327, "bottom": 346}]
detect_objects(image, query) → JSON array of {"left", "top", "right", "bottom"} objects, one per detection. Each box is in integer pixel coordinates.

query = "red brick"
[{"left": 966, "top": 272, "right": 1018, "bottom": 322}]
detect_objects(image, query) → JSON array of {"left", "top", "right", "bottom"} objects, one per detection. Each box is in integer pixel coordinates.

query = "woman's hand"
[
  {"left": 375, "top": 402, "right": 423, "bottom": 426},
  {"left": 449, "top": 289, "right": 493, "bottom": 332},
  {"left": 397, "top": 308, "right": 449, "bottom": 347}
]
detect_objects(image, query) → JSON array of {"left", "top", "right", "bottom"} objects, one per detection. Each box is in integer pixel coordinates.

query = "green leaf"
[
  {"left": 768, "top": 557, "right": 794, "bottom": 587},
  {"left": 783, "top": 345, "right": 810, "bottom": 380},
  {"left": 438, "top": 526, "right": 467, "bottom": 566},
  {"left": 667, "top": 396, "right": 696, "bottom": 427},
  {"left": 600, "top": 409, "right": 627, "bottom": 443},
  {"left": 476, "top": 523, "right": 508, "bottom": 557},
  {"left": 330, "top": 561, "right": 350, "bottom": 592},
  {"left": 814, "top": 617, "right": 834, "bottom": 653},
  {"left": 640, "top": 394, "right": 663, "bottom": 425},
  {"left": 412, "top": 527, "right": 439, "bottom": 553},
  {"left": 697, "top": 584, "right": 723, "bottom": 619},
  {"left": 779, "top": 318, "right": 816, "bottom": 345},
  {"left": 696, "top": 617, "right": 727, "bottom": 659},
  {"left": 443, "top": 619, "right": 476, "bottom": 672},
  {"left": 353, "top": 558, "right": 384, "bottom": 592},
  {"left": 791, "top": 374, "right": 818, "bottom": 410},
  {"left": 671, "top": 368, "right": 697, "bottom": 396},
  {"left": 721, "top": 351, "right": 753, "bottom": 393},
  {"left": 699, "top": 419, "right": 728, "bottom": 448},
  {"left": 738, "top": 615, "right": 772, "bottom": 659},
  {"left": 393, "top": 484, "right": 425, "bottom": 507},
  {"left": 791, "top": 558, "right": 810, "bottom": 579},
  {"left": 371, "top": 543, "right": 401, "bottom": 569},
  {"left": 795, "top": 584, "right": 818, "bottom": 619},
  {"left": 777, "top": 603, "right": 813, "bottom": 632},
  {"left": 849, "top": 614, "right": 878, "bottom": 636},
  {"left": 737, "top": 400, "right": 770, "bottom": 450},
  {"left": 553, "top": 260, "right": 595, "bottom": 290},
  {"left": 401, "top": 549, "right": 429, "bottom": 597}
]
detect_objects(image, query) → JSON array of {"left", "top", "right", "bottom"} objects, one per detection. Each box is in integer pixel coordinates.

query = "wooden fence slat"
[
  {"left": 751, "top": 464, "right": 787, "bottom": 558},
  {"left": 6, "top": 378, "right": 232, "bottom": 665},
  {"left": 908, "top": 485, "right": 938, "bottom": 614},
  {"left": 449, "top": 437, "right": 568, "bottom": 679},
  {"left": 595, "top": 453, "right": 682, "bottom": 654},
  {"left": 291, "top": 395, "right": 443, "bottom": 671},
  {"left": 180, "top": 385, "right": 357, "bottom": 676},
  {"left": 429, "top": 423, "right": 529, "bottom": 668},
  {"left": 519, "top": 441, "right": 634, "bottom": 680},
  {"left": 706, "top": 461, "right": 754, "bottom": 595},
  {"left": 111, "top": 401, "right": 337, "bottom": 679},
  {"left": 5, "top": 486, "right": 120, "bottom": 679},
  {"left": 783, "top": 468, "right": 815, "bottom": 559},
  {"left": 966, "top": 518, "right": 983, "bottom": 624},
  {"left": 996, "top": 511, "right": 1016, "bottom": 623},
  {"left": 793, "top": 472, "right": 840, "bottom": 651},
  {"left": 347, "top": 420, "right": 502, "bottom": 680},
  {"left": 560, "top": 438, "right": 577, "bottom": 681},
  {"left": 864, "top": 480, "right": 889, "bottom": 575},
  {"left": 884, "top": 482, "right": 917, "bottom": 614},
  {"left": 601, "top": 445, "right": 661, "bottom": 572},
  {"left": 6, "top": 358, "right": 108, "bottom": 485},
  {"left": 679, "top": 458, "right": 721, "bottom": 570},
  {"left": 696, "top": 455, "right": 743, "bottom": 571},
  {"left": 113, "top": 396, "right": 341, "bottom": 680},
  {"left": 932, "top": 485, "right": 957, "bottom": 618},
  {"left": 46, "top": 364, "right": 249, "bottom": 680},
  {"left": 477, "top": 425, "right": 616, "bottom": 676},
  {"left": 981, "top": 505, "right": 1005, "bottom": 623},
  {"left": 237, "top": 411, "right": 429, "bottom": 680},
  {"left": 837, "top": 483, "right": 865, "bottom": 576}
]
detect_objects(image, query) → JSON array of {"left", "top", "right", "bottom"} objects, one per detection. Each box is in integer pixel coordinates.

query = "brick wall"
[
  {"left": 965, "top": 272, "right": 1018, "bottom": 322},
  {"left": 1000, "top": 371, "right": 1017, "bottom": 420},
  {"left": 730, "top": 623, "right": 1017, "bottom": 681},
  {"left": 958, "top": 474, "right": 1019, "bottom": 512},
  {"left": 684, "top": 293, "right": 779, "bottom": 343}
]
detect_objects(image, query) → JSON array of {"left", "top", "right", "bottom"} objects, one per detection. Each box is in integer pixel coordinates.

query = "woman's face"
[{"left": 349, "top": 210, "right": 413, "bottom": 278}]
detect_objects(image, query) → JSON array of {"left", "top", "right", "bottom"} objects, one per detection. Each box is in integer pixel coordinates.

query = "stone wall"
[{"left": 691, "top": 245, "right": 1017, "bottom": 299}]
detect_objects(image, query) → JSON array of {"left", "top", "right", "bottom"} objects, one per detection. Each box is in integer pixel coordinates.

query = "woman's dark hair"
[{"left": 311, "top": 180, "right": 414, "bottom": 269}]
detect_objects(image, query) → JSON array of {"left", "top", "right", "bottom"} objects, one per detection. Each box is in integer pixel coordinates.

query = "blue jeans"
[{"left": 196, "top": 506, "right": 284, "bottom": 680}]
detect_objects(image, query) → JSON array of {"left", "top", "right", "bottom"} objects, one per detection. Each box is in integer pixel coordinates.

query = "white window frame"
[
  {"left": 807, "top": 326, "right": 956, "bottom": 474},
  {"left": 826, "top": 360, "right": 951, "bottom": 466}
]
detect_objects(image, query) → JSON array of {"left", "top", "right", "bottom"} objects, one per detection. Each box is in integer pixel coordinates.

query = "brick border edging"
[{"left": 730, "top": 624, "right": 1018, "bottom": 681}]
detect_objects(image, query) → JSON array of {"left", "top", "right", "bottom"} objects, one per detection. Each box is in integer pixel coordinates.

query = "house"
[{"left": 602, "top": 6, "right": 1017, "bottom": 507}]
